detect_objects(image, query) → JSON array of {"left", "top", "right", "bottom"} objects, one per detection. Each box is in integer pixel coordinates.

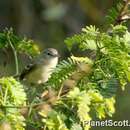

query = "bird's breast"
[{"left": 25, "top": 61, "right": 57, "bottom": 84}]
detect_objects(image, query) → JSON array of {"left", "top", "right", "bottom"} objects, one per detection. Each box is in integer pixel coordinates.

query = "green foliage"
[
  {"left": 0, "top": 25, "right": 129, "bottom": 130},
  {"left": 65, "top": 25, "right": 130, "bottom": 91},
  {"left": 0, "top": 1, "right": 130, "bottom": 130},
  {"left": 0, "top": 77, "right": 26, "bottom": 130},
  {"left": 106, "top": 3, "right": 122, "bottom": 24},
  {"left": 0, "top": 25, "right": 130, "bottom": 130},
  {"left": 106, "top": 0, "right": 130, "bottom": 25},
  {"left": 47, "top": 55, "right": 92, "bottom": 90},
  {"left": 39, "top": 24, "right": 130, "bottom": 130},
  {"left": 47, "top": 58, "right": 77, "bottom": 89},
  {"left": 40, "top": 110, "right": 68, "bottom": 130},
  {"left": 0, "top": 28, "right": 40, "bottom": 75},
  {"left": 0, "top": 28, "right": 40, "bottom": 56},
  {"left": 65, "top": 25, "right": 99, "bottom": 51}
]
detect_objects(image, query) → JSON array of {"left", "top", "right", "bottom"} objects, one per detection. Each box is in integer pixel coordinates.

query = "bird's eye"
[{"left": 47, "top": 52, "right": 51, "bottom": 55}]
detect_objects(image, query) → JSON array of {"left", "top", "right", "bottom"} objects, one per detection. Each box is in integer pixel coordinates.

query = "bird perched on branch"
[{"left": 20, "top": 48, "right": 59, "bottom": 84}]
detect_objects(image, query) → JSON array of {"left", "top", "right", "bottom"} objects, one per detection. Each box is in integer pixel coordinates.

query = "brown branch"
[
  {"left": 114, "top": 0, "right": 130, "bottom": 25},
  {"left": 0, "top": 102, "right": 45, "bottom": 109}
]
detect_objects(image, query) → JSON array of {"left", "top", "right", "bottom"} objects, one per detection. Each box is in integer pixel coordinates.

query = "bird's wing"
[
  {"left": 20, "top": 63, "right": 37, "bottom": 80},
  {"left": 20, "top": 54, "right": 41, "bottom": 80}
]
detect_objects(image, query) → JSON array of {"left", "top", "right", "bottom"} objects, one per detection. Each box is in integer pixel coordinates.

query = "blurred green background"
[{"left": 0, "top": 0, "right": 130, "bottom": 130}]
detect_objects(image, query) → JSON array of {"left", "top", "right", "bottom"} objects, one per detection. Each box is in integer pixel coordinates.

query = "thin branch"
[
  {"left": 114, "top": 0, "right": 130, "bottom": 25},
  {"left": 57, "top": 84, "right": 64, "bottom": 99},
  {"left": 0, "top": 101, "right": 46, "bottom": 109},
  {"left": 7, "top": 34, "right": 19, "bottom": 76}
]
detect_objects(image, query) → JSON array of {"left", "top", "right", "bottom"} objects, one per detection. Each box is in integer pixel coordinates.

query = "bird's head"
[
  {"left": 37, "top": 48, "right": 60, "bottom": 64},
  {"left": 43, "top": 48, "right": 59, "bottom": 59}
]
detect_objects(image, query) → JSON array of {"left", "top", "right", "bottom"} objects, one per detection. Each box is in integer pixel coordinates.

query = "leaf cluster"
[
  {"left": 0, "top": 77, "right": 26, "bottom": 130},
  {"left": 0, "top": 28, "right": 40, "bottom": 56}
]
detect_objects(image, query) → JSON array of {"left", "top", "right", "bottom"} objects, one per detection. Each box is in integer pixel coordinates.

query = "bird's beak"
[
  {"left": 56, "top": 54, "right": 60, "bottom": 58},
  {"left": 54, "top": 54, "right": 60, "bottom": 58}
]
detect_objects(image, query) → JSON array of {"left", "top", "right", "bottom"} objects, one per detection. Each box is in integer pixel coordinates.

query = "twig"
[
  {"left": 0, "top": 101, "right": 46, "bottom": 109},
  {"left": 57, "top": 84, "right": 64, "bottom": 99},
  {"left": 7, "top": 34, "right": 19, "bottom": 75},
  {"left": 114, "top": 0, "right": 130, "bottom": 25}
]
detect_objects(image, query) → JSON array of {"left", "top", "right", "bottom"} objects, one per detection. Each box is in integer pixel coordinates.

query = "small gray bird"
[{"left": 20, "top": 48, "right": 59, "bottom": 84}]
